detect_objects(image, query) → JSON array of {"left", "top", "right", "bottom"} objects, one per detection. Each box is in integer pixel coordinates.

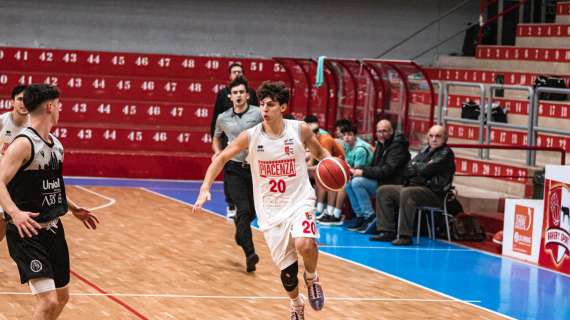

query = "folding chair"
[{"left": 415, "top": 188, "right": 455, "bottom": 243}]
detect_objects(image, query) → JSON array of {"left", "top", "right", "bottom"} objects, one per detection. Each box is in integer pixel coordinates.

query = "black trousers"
[
  {"left": 224, "top": 161, "right": 256, "bottom": 257},
  {"left": 376, "top": 185, "right": 443, "bottom": 237}
]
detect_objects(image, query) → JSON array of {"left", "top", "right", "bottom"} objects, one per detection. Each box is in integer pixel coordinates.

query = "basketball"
[{"left": 315, "top": 157, "right": 351, "bottom": 191}]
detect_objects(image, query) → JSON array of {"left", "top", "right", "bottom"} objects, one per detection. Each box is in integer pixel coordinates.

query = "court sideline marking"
[
  {"left": 140, "top": 187, "right": 513, "bottom": 320},
  {"left": 0, "top": 291, "right": 482, "bottom": 303}
]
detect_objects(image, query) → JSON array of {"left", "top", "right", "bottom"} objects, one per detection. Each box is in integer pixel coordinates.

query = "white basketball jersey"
[
  {"left": 247, "top": 120, "right": 316, "bottom": 230},
  {"left": 0, "top": 112, "right": 29, "bottom": 156}
]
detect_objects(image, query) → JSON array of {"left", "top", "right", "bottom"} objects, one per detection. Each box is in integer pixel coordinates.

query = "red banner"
[
  {"left": 517, "top": 24, "right": 570, "bottom": 37},
  {"left": 539, "top": 179, "right": 570, "bottom": 274}
]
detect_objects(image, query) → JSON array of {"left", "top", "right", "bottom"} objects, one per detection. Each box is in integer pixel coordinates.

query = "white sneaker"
[
  {"left": 226, "top": 207, "right": 236, "bottom": 219},
  {"left": 289, "top": 294, "right": 305, "bottom": 320}
]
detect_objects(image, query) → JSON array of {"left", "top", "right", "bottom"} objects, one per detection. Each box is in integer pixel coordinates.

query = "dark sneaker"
[
  {"left": 304, "top": 272, "right": 325, "bottom": 311},
  {"left": 318, "top": 214, "right": 343, "bottom": 226},
  {"left": 358, "top": 217, "right": 378, "bottom": 234},
  {"left": 392, "top": 236, "right": 413, "bottom": 246},
  {"left": 346, "top": 217, "right": 365, "bottom": 230},
  {"left": 315, "top": 210, "right": 327, "bottom": 220},
  {"left": 289, "top": 295, "right": 305, "bottom": 320},
  {"left": 246, "top": 253, "right": 259, "bottom": 272},
  {"left": 369, "top": 231, "right": 396, "bottom": 242}
]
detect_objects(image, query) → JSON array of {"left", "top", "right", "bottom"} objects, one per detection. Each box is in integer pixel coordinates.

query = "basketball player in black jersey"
[{"left": 0, "top": 84, "right": 99, "bottom": 320}]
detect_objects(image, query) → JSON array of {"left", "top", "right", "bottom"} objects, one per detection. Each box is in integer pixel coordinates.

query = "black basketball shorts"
[{"left": 6, "top": 219, "right": 70, "bottom": 288}]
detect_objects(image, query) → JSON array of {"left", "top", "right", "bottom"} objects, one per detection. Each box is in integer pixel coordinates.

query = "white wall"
[{"left": 0, "top": 0, "right": 479, "bottom": 64}]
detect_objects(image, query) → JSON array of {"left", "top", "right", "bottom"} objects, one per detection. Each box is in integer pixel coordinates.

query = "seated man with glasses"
[
  {"left": 345, "top": 120, "right": 410, "bottom": 233},
  {"left": 372, "top": 125, "right": 455, "bottom": 245}
]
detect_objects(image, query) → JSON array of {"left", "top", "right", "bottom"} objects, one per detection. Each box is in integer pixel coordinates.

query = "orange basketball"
[{"left": 316, "top": 157, "right": 351, "bottom": 191}]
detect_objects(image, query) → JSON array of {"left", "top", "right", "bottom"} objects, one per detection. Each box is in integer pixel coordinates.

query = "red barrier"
[
  {"left": 52, "top": 99, "right": 211, "bottom": 126},
  {"left": 517, "top": 24, "right": 570, "bottom": 37},
  {"left": 425, "top": 67, "right": 570, "bottom": 86},
  {"left": 53, "top": 125, "right": 211, "bottom": 153},
  {"left": 410, "top": 119, "right": 570, "bottom": 151},
  {"left": 64, "top": 150, "right": 211, "bottom": 180},
  {"left": 0, "top": 47, "right": 288, "bottom": 81},
  {"left": 0, "top": 71, "right": 263, "bottom": 103},
  {"left": 558, "top": 2, "right": 570, "bottom": 15},
  {"left": 408, "top": 92, "right": 570, "bottom": 119},
  {"left": 476, "top": 46, "right": 570, "bottom": 62}
]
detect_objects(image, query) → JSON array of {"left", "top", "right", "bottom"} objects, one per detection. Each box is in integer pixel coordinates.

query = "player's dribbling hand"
[
  {"left": 193, "top": 189, "right": 211, "bottom": 213},
  {"left": 11, "top": 210, "right": 41, "bottom": 238},
  {"left": 72, "top": 207, "right": 100, "bottom": 230}
]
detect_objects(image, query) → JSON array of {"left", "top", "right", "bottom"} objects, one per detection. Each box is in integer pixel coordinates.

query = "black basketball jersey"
[{"left": 7, "top": 127, "right": 68, "bottom": 223}]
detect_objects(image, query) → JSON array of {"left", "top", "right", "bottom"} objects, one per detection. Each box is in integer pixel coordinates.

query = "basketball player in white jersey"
[
  {"left": 0, "top": 85, "right": 31, "bottom": 242},
  {"left": 195, "top": 81, "right": 330, "bottom": 319}
]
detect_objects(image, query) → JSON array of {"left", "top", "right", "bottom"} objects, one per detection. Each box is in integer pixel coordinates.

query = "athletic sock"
[
  {"left": 305, "top": 271, "right": 317, "bottom": 281},
  {"left": 292, "top": 294, "right": 304, "bottom": 306},
  {"left": 332, "top": 208, "right": 342, "bottom": 218},
  {"left": 316, "top": 202, "right": 325, "bottom": 214},
  {"left": 326, "top": 205, "right": 335, "bottom": 217}
]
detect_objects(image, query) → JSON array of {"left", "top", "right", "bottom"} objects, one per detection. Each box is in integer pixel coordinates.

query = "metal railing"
[
  {"left": 440, "top": 82, "right": 486, "bottom": 158},
  {"left": 530, "top": 87, "right": 570, "bottom": 166},
  {"left": 436, "top": 81, "right": 569, "bottom": 166},
  {"left": 485, "top": 84, "right": 534, "bottom": 163}
]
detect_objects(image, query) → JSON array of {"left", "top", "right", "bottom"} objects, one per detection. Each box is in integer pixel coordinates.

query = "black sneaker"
[
  {"left": 392, "top": 236, "right": 413, "bottom": 246},
  {"left": 316, "top": 210, "right": 328, "bottom": 221},
  {"left": 356, "top": 216, "right": 376, "bottom": 233},
  {"left": 347, "top": 217, "right": 366, "bottom": 231},
  {"left": 246, "top": 253, "right": 259, "bottom": 272},
  {"left": 369, "top": 231, "right": 396, "bottom": 242},
  {"left": 318, "top": 214, "right": 343, "bottom": 226}
]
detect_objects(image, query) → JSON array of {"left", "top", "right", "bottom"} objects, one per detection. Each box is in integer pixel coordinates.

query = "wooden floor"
[{"left": 0, "top": 186, "right": 505, "bottom": 319}]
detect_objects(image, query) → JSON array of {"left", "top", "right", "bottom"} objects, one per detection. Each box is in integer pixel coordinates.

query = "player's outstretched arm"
[
  {"left": 301, "top": 122, "right": 331, "bottom": 161},
  {"left": 193, "top": 131, "right": 249, "bottom": 213},
  {"left": 67, "top": 198, "right": 99, "bottom": 230},
  {"left": 0, "top": 138, "right": 41, "bottom": 238}
]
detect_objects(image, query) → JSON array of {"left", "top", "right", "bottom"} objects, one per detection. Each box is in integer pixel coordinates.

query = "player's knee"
[
  {"left": 280, "top": 261, "right": 299, "bottom": 292},
  {"left": 296, "top": 239, "right": 317, "bottom": 257}
]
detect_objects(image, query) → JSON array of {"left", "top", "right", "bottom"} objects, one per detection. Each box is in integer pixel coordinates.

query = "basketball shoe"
[
  {"left": 304, "top": 272, "right": 325, "bottom": 311},
  {"left": 289, "top": 294, "right": 305, "bottom": 320}
]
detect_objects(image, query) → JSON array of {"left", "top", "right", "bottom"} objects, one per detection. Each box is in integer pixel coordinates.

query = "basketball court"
[{"left": 1, "top": 177, "right": 567, "bottom": 319}]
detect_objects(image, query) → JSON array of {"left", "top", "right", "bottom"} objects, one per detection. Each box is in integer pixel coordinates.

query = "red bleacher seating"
[
  {"left": 517, "top": 24, "right": 570, "bottom": 37},
  {"left": 0, "top": 46, "right": 292, "bottom": 179}
]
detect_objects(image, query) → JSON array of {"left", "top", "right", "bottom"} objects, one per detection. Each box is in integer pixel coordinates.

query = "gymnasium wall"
[{"left": 0, "top": 0, "right": 479, "bottom": 64}]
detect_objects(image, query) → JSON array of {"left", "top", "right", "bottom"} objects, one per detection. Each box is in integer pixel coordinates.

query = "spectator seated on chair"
[
  {"left": 322, "top": 123, "right": 373, "bottom": 226},
  {"left": 371, "top": 125, "right": 455, "bottom": 246},
  {"left": 345, "top": 120, "right": 410, "bottom": 234}
]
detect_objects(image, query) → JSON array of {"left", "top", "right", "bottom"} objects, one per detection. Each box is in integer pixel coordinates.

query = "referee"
[{"left": 213, "top": 76, "right": 262, "bottom": 272}]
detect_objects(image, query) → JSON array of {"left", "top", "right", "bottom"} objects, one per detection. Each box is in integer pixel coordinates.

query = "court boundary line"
[
  {"left": 73, "top": 185, "right": 117, "bottom": 211},
  {"left": 0, "top": 291, "right": 481, "bottom": 303},
  {"left": 66, "top": 176, "right": 221, "bottom": 184},
  {"left": 139, "top": 187, "right": 513, "bottom": 320},
  {"left": 319, "top": 245, "right": 472, "bottom": 251},
  {"left": 67, "top": 186, "right": 149, "bottom": 320}
]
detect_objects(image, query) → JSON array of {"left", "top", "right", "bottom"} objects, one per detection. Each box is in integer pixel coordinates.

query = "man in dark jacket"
[
  {"left": 345, "top": 120, "right": 410, "bottom": 232},
  {"left": 372, "top": 125, "right": 455, "bottom": 245}
]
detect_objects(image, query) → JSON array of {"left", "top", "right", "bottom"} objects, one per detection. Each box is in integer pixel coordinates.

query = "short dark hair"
[
  {"left": 228, "top": 76, "right": 249, "bottom": 92},
  {"left": 335, "top": 119, "right": 352, "bottom": 130},
  {"left": 283, "top": 114, "right": 296, "bottom": 120},
  {"left": 303, "top": 114, "right": 318, "bottom": 124},
  {"left": 23, "top": 84, "right": 60, "bottom": 113},
  {"left": 340, "top": 123, "right": 357, "bottom": 135},
  {"left": 11, "top": 85, "right": 27, "bottom": 99},
  {"left": 228, "top": 62, "right": 244, "bottom": 74},
  {"left": 257, "top": 81, "right": 290, "bottom": 105}
]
